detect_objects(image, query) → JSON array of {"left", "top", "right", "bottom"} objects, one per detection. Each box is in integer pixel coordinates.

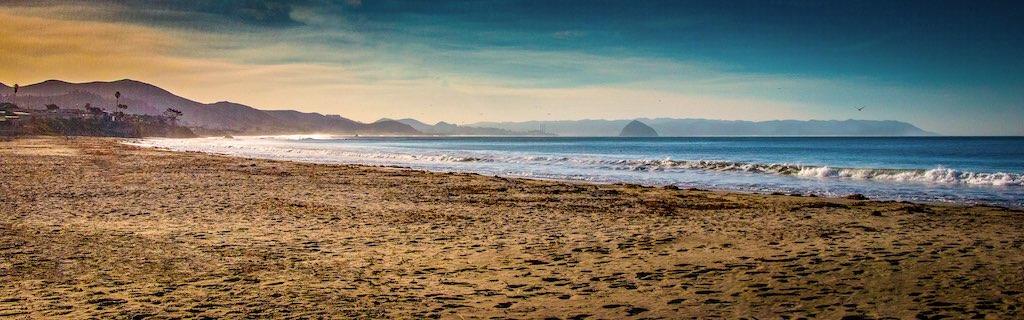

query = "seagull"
[{"left": 856, "top": 106, "right": 865, "bottom": 111}]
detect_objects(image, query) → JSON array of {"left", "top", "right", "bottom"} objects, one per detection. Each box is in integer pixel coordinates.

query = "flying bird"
[{"left": 856, "top": 106, "right": 865, "bottom": 111}]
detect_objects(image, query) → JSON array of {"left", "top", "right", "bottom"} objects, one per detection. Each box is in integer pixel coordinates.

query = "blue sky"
[{"left": 1, "top": 0, "right": 1022, "bottom": 134}]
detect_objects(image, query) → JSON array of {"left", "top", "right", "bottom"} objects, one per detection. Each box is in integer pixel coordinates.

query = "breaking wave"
[
  {"left": 608, "top": 159, "right": 1022, "bottom": 186},
  {"left": 130, "top": 137, "right": 1022, "bottom": 187},
  {"left": 446, "top": 157, "right": 1022, "bottom": 187}
]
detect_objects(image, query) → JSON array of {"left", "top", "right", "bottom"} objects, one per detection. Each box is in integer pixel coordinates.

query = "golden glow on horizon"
[
  {"left": 0, "top": 6, "right": 821, "bottom": 125},
  {"left": 0, "top": 7, "right": 866, "bottom": 126},
  {"left": 0, "top": 11, "right": 178, "bottom": 83}
]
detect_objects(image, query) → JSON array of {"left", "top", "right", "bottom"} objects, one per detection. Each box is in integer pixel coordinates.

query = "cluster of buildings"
[
  {"left": 0, "top": 102, "right": 118, "bottom": 136},
  {"left": 0, "top": 103, "right": 30, "bottom": 123},
  {"left": 0, "top": 103, "right": 107, "bottom": 124}
]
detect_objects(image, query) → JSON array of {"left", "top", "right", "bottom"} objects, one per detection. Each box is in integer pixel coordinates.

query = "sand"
[{"left": 1, "top": 137, "right": 1022, "bottom": 319}]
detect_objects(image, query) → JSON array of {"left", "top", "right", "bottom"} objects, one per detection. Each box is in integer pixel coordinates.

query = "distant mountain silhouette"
[
  {"left": 471, "top": 118, "right": 937, "bottom": 136},
  {"left": 388, "top": 118, "right": 435, "bottom": 132},
  {"left": 383, "top": 118, "right": 552, "bottom": 136},
  {"left": 2, "top": 80, "right": 939, "bottom": 137},
  {"left": 0, "top": 79, "right": 419, "bottom": 135},
  {"left": 619, "top": 120, "right": 659, "bottom": 137}
]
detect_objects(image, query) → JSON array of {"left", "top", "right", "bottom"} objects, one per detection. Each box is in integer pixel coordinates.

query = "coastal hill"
[
  {"left": 472, "top": 118, "right": 937, "bottom": 136},
  {"left": 3, "top": 79, "right": 938, "bottom": 137},
  {"left": 619, "top": 120, "right": 659, "bottom": 137},
  {"left": 383, "top": 118, "right": 552, "bottom": 136},
  {"left": 0, "top": 79, "right": 419, "bottom": 135}
]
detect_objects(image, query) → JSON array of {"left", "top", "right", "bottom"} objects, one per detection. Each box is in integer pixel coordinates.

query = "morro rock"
[{"left": 619, "top": 120, "right": 659, "bottom": 137}]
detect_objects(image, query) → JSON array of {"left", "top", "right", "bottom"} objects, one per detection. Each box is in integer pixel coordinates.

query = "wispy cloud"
[
  {"left": 552, "top": 30, "right": 586, "bottom": 39},
  {"left": 0, "top": 1, "right": 1021, "bottom": 135}
]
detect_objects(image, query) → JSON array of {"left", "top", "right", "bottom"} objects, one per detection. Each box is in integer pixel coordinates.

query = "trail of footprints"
[
  {"left": 2, "top": 139, "right": 1023, "bottom": 318},
  {"left": 241, "top": 225, "right": 1019, "bottom": 319},
  {"left": 2, "top": 213, "right": 1022, "bottom": 318}
]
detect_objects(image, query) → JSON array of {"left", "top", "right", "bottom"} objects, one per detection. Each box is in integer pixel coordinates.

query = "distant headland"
[{"left": 2, "top": 79, "right": 936, "bottom": 137}]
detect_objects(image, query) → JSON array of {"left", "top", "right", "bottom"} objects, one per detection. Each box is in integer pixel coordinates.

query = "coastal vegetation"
[{"left": 1, "top": 95, "right": 194, "bottom": 138}]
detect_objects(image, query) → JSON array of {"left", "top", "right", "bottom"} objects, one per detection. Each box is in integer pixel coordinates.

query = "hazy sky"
[{"left": 1, "top": 1, "right": 1022, "bottom": 135}]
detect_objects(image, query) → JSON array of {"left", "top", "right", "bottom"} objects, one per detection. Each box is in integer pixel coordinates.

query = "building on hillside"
[{"left": 0, "top": 103, "right": 28, "bottom": 122}]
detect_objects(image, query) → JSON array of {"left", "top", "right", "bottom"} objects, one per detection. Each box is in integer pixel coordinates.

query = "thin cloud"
[
  {"left": 1, "top": 2, "right": 1018, "bottom": 135},
  {"left": 552, "top": 30, "right": 586, "bottom": 39}
]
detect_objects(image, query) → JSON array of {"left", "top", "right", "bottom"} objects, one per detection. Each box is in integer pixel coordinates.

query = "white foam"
[{"left": 128, "top": 136, "right": 1023, "bottom": 187}]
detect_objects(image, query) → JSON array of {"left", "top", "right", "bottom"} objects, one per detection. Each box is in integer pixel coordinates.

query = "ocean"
[{"left": 133, "top": 136, "right": 1024, "bottom": 207}]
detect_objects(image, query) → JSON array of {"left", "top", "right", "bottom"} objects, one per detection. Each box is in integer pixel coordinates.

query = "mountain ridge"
[
  {"left": 2, "top": 79, "right": 939, "bottom": 137},
  {"left": 1, "top": 79, "right": 419, "bottom": 135},
  {"left": 380, "top": 118, "right": 553, "bottom": 136},
  {"left": 470, "top": 118, "right": 937, "bottom": 136}
]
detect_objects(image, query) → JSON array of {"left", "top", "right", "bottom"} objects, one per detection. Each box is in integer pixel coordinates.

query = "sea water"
[{"left": 133, "top": 136, "right": 1024, "bottom": 207}]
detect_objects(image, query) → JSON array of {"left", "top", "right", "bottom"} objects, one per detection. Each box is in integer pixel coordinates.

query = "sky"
[{"left": 0, "top": 0, "right": 1022, "bottom": 135}]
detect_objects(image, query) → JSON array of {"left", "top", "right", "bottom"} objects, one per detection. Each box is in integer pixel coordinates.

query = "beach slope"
[{"left": 1, "top": 137, "right": 1022, "bottom": 318}]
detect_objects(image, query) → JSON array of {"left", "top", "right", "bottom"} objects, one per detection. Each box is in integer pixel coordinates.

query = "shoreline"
[
  {"left": 128, "top": 137, "right": 1023, "bottom": 210},
  {"left": 144, "top": 148, "right": 1023, "bottom": 211},
  {"left": 3, "top": 137, "right": 1023, "bottom": 318}
]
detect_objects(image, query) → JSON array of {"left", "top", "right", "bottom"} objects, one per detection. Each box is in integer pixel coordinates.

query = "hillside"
[
  {"left": 384, "top": 118, "right": 552, "bottom": 136},
  {"left": 0, "top": 80, "right": 419, "bottom": 135},
  {"left": 471, "top": 118, "right": 936, "bottom": 136}
]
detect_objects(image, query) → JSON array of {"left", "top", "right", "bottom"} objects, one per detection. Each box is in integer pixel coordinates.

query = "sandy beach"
[{"left": 1, "top": 137, "right": 1022, "bottom": 319}]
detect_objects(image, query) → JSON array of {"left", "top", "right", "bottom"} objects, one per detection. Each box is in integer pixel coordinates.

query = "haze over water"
[{"left": 136, "top": 136, "right": 1024, "bottom": 207}]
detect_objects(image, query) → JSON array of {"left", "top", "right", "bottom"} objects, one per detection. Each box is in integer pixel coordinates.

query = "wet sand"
[{"left": 1, "top": 137, "right": 1022, "bottom": 319}]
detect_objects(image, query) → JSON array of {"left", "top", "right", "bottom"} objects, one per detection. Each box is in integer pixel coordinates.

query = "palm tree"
[{"left": 112, "top": 91, "right": 128, "bottom": 122}]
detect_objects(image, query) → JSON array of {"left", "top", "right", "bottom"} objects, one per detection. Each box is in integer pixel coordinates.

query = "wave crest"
[
  {"left": 130, "top": 138, "right": 1022, "bottom": 187},
  {"left": 610, "top": 159, "right": 1022, "bottom": 186}
]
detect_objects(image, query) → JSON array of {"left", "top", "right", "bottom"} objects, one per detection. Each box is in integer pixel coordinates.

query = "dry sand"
[{"left": 1, "top": 137, "right": 1023, "bottom": 319}]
